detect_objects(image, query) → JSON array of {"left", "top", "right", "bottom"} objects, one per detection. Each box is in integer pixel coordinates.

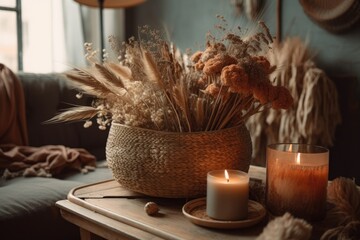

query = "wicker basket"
[{"left": 106, "top": 122, "right": 252, "bottom": 198}]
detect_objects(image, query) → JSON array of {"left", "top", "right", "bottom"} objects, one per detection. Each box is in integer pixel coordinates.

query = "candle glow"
[
  {"left": 224, "top": 170, "right": 229, "bottom": 182},
  {"left": 296, "top": 153, "right": 301, "bottom": 164}
]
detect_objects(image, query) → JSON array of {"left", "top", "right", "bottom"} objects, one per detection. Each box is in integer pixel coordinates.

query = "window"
[
  {"left": 1, "top": 0, "right": 125, "bottom": 73},
  {"left": 0, "top": 0, "right": 66, "bottom": 72},
  {"left": 21, "top": 0, "right": 67, "bottom": 72},
  {"left": 0, "top": 0, "right": 22, "bottom": 71}
]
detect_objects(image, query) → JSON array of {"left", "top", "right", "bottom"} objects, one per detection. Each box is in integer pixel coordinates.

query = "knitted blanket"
[{"left": 0, "top": 144, "right": 96, "bottom": 179}]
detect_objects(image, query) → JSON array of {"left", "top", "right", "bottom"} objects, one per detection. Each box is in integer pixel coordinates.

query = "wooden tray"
[{"left": 67, "top": 179, "right": 267, "bottom": 239}]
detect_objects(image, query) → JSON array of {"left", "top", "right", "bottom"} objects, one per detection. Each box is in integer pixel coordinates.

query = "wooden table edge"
[{"left": 56, "top": 199, "right": 163, "bottom": 240}]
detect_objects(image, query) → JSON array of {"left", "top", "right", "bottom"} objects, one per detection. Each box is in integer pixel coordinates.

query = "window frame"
[{"left": 0, "top": 0, "right": 23, "bottom": 71}]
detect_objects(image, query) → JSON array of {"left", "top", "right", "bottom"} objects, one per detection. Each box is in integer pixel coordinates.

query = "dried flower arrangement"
[{"left": 50, "top": 16, "right": 293, "bottom": 132}]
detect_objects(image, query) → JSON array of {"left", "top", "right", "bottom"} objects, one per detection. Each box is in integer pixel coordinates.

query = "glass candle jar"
[{"left": 266, "top": 143, "right": 329, "bottom": 221}]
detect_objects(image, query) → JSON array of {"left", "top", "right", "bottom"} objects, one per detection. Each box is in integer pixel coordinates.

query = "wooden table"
[{"left": 56, "top": 166, "right": 268, "bottom": 240}]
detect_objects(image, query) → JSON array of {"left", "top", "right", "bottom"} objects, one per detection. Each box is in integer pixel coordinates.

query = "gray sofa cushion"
[
  {"left": 0, "top": 177, "right": 82, "bottom": 240},
  {"left": 0, "top": 162, "right": 112, "bottom": 220},
  {"left": 0, "top": 161, "right": 113, "bottom": 240},
  {"left": 0, "top": 177, "right": 80, "bottom": 220}
]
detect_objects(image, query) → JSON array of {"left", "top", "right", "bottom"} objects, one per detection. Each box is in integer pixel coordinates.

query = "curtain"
[
  {"left": 21, "top": 0, "right": 125, "bottom": 73},
  {"left": 62, "top": 0, "right": 125, "bottom": 69}
]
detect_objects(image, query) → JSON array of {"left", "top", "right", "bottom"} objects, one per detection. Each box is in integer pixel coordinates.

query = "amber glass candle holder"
[{"left": 266, "top": 143, "right": 329, "bottom": 221}]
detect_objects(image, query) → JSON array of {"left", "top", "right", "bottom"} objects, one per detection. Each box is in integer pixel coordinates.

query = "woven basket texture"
[{"left": 106, "top": 122, "right": 252, "bottom": 198}]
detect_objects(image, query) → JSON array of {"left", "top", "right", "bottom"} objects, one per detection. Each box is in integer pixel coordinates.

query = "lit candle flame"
[
  {"left": 288, "top": 144, "right": 292, "bottom": 152},
  {"left": 224, "top": 170, "right": 229, "bottom": 182},
  {"left": 296, "top": 153, "right": 301, "bottom": 164}
]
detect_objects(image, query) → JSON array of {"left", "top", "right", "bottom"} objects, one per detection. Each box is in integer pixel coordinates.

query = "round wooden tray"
[{"left": 182, "top": 198, "right": 266, "bottom": 229}]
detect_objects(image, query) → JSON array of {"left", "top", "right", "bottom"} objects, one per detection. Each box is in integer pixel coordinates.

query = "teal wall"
[
  {"left": 125, "top": 0, "right": 360, "bottom": 182},
  {"left": 126, "top": 0, "right": 360, "bottom": 79}
]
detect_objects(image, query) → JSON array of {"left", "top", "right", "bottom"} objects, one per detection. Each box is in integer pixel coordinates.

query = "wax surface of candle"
[
  {"left": 206, "top": 170, "right": 249, "bottom": 220},
  {"left": 266, "top": 144, "right": 329, "bottom": 221}
]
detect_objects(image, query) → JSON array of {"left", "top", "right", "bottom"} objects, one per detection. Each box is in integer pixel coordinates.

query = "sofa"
[{"left": 0, "top": 65, "right": 114, "bottom": 240}]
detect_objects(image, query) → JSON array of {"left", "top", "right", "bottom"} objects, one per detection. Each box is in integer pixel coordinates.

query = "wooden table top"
[{"left": 56, "top": 166, "right": 268, "bottom": 240}]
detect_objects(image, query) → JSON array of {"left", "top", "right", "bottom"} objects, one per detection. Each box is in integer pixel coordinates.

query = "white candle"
[
  {"left": 206, "top": 169, "right": 249, "bottom": 220},
  {"left": 266, "top": 143, "right": 329, "bottom": 221}
]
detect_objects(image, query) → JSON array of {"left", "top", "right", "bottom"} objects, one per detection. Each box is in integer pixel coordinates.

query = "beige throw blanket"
[{"left": 0, "top": 144, "right": 96, "bottom": 179}]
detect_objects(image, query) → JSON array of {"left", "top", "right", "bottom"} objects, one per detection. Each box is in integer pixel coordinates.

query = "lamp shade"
[{"left": 74, "top": 0, "right": 145, "bottom": 8}]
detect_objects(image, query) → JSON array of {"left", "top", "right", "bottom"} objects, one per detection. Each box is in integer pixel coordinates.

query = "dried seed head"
[{"left": 144, "top": 202, "right": 159, "bottom": 216}]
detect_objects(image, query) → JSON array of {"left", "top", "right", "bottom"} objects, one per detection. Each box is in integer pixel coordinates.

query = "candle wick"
[{"left": 227, "top": 179, "right": 229, "bottom": 183}]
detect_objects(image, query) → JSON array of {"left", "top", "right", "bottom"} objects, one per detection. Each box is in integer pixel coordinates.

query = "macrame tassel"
[
  {"left": 257, "top": 212, "right": 312, "bottom": 240},
  {"left": 321, "top": 177, "right": 360, "bottom": 239}
]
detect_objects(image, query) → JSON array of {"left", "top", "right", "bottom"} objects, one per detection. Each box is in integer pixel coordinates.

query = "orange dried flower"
[
  {"left": 204, "top": 83, "right": 220, "bottom": 97},
  {"left": 197, "top": 76, "right": 207, "bottom": 87},
  {"left": 204, "top": 83, "right": 230, "bottom": 100},
  {"left": 253, "top": 83, "right": 293, "bottom": 109},
  {"left": 191, "top": 51, "right": 203, "bottom": 63},
  {"left": 268, "top": 85, "right": 280, "bottom": 102},
  {"left": 253, "top": 81, "right": 271, "bottom": 104},
  {"left": 252, "top": 56, "right": 271, "bottom": 73},
  {"left": 203, "top": 54, "right": 237, "bottom": 75},
  {"left": 220, "top": 64, "right": 251, "bottom": 94},
  {"left": 271, "top": 86, "right": 294, "bottom": 109},
  {"left": 201, "top": 44, "right": 218, "bottom": 62},
  {"left": 195, "top": 61, "right": 205, "bottom": 71}
]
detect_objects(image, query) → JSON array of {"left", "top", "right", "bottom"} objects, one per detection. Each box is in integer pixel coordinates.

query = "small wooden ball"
[{"left": 144, "top": 202, "right": 159, "bottom": 215}]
